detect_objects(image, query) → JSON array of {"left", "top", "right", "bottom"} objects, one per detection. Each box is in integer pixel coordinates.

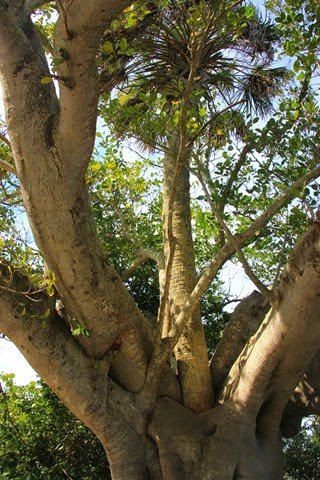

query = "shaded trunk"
[{"left": 96, "top": 394, "right": 284, "bottom": 480}]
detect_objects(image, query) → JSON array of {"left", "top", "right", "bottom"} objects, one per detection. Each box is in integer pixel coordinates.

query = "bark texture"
[{"left": 162, "top": 141, "right": 213, "bottom": 413}]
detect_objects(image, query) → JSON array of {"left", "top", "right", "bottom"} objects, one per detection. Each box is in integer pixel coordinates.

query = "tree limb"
[
  {"left": 167, "top": 165, "right": 320, "bottom": 343},
  {"left": 281, "top": 350, "right": 320, "bottom": 437},
  {"left": 210, "top": 291, "right": 270, "bottom": 397},
  {"left": 0, "top": 262, "right": 109, "bottom": 435},
  {"left": 218, "top": 225, "right": 320, "bottom": 436},
  {"left": 196, "top": 169, "right": 276, "bottom": 304},
  {"left": 122, "top": 249, "right": 163, "bottom": 282},
  {"left": 0, "top": 132, "right": 11, "bottom": 149},
  {"left": 0, "top": 2, "right": 153, "bottom": 392},
  {"left": 0, "top": 158, "right": 16, "bottom": 175},
  {"left": 53, "top": 0, "right": 132, "bottom": 172}
]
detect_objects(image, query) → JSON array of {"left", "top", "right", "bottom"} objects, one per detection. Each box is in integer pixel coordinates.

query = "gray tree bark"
[{"left": 1, "top": 2, "right": 320, "bottom": 479}]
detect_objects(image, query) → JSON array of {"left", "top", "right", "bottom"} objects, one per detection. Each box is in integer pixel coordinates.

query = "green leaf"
[
  {"left": 244, "top": 6, "right": 256, "bottom": 18},
  {"left": 293, "top": 59, "right": 300, "bottom": 72},
  {"left": 40, "top": 76, "right": 53, "bottom": 84},
  {"left": 125, "top": 14, "right": 138, "bottom": 28},
  {"left": 59, "top": 47, "right": 69, "bottom": 60},
  {"left": 119, "top": 37, "right": 128, "bottom": 53},
  {"left": 72, "top": 327, "right": 81, "bottom": 336},
  {"left": 102, "top": 41, "right": 114, "bottom": 54},
  {"left": 46, "top": 284, "right": 55, "bottom": 297},
  {"left": 51, "top": 57, "right": 65, "bottom": 67}
]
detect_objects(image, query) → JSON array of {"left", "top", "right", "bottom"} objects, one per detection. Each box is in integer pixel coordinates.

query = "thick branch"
[
  {"left": 0, "top": 264, "right": 109, "bottom": 435},
  {"left": 54, "top": 0, "right": 131, "bottom": 171},
  {"left": 281, "top": 350, "right": 320, "bottom": 436},
  {"left": 161, "top": 141, "right": 213, "bottom": 412},
  {"left": 210, "top": 291, "right": 270, "bottom": 397},
  {"left": 219, "top": 225, "right": 320, "bottom": 435},
  {"left": 0, "top": 3, "right": 153, "bottom": 392}
]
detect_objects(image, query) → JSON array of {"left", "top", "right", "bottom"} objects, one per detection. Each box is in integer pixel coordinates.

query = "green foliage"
[
  {"left": 284, "top": 417, "right": 320, "bottom": 480},
  {"left": 88, "top": 135, "right": 162, "bottom": 316},
  {"left": 267, "top": 0, "right": 320, "bottom": 107},
  {"left": 0, "top": 374, "right": 110, "bottom": 480},
  {"left": 31, "top": 4, "right": 57, "bottom": 54},
  {"left": 100, "top": 0, "right": 288, "bottom": 148},
  {"left": 96, "top": 0, "right": 312, "bottom": 295}
]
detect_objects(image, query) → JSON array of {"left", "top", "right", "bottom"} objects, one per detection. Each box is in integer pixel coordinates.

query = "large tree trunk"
[{"left": 1, "top": 2, "right": 320, "bottom": 479}]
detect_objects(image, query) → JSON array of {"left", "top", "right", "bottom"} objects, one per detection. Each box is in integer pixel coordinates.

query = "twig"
[
  {"left": 196, "top": 172, "right": 276, "bottom": 303},
  {"left": 220, "top": 143, "right": 251, "bottom": 209},
  {"left": 0, "top": 284, "right": 45, "bottom": 301},
  {"left": 0, "top": 132, "right": 11, "bottom": 149},
  {"left": 121, "top": 249, "right": 163, "bottom": 281},
  {"left": 0, "top": 159, "right": 16, "bottom": 176},
  {"left": 187, "top": 100, "right": 246, "bottom": 148}
]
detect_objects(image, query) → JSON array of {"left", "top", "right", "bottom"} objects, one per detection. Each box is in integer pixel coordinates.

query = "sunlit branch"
[
  {"left": 0, "top": 158, "right": 16, "bottom": 176},
  {"left": 210, "top": 290, "right": 269, "bottom": 395},
  {"left": 167, "top": 164, "right": 320, "bottom": 343},
  {"left": 0, "top": 132, "right": 16, "bottom": 175},
  {"left": 121, "top": 249, "right": 164, "bottom": 282},
  {"left": 197, "top": 171, "right": 276, "bottom": 304},
  {"left": 0, "top": 132, "right": 11, "bottom": 149}
]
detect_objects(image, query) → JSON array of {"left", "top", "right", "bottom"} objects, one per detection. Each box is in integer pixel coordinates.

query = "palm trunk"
[{"left": 162, "top": 138, "right": 213, "bottom": 412}]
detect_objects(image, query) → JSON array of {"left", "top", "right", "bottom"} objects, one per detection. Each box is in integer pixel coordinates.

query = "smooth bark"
[{"left": 1, "top": 2, "right": 320, "bottom": 479}]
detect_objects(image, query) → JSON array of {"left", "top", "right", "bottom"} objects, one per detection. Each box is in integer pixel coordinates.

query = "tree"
[
  {"left": 0, "top": 373, "right": 110, "bottom": 479},
  {"left": 0, "top": 0, "right": 320, "bottom": 478},
  {"left": 283, "top": 417, "right": 320, "bottom": 479}
]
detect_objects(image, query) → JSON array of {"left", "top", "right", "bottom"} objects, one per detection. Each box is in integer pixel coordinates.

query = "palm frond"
[
  {"left": 239, "top": 10, "right": 280, "bottom": 60},
  {"left": 235, "top": 64, "right": 288, "bottom": 117}
]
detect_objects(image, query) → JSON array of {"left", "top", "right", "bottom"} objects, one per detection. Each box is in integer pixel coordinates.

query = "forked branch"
[
  {"left": 196, "top": 171, "right": 275, "bottom": 304},
  {"left": 167, "top": 164, "right": 320, "bottom": 343}
]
